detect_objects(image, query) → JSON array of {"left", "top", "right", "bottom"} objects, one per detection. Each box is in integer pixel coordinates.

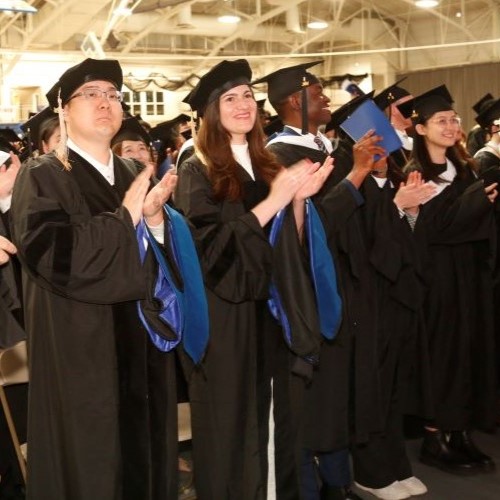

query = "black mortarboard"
[
  {"left": 252, "top": 61, "right": 323, "bottom": 108},
  {"left": 397, "top": 84, "right": 454, "bottom": 122},
  {"left": 184, "top": 59, "right": 252, "bottom": 113},
  {"left": 21, "top": 107, "right": 58, "bottom": 152},
  {"left": 252, "top": 61, "right": 323, "bottom": 134},
  {"left": 475, "top": 97, "right": 500, "bottom": 129},
  {"left": 0, "top": 127, "right": 22, "bottom": 145},
  {"left": 373, "top": 78, "right": 409, "bottom": 110},
  {"left": 46, "top": 58, "right": 123, "bottom": 109},
  {"left": 472, "top": 93, "right": 494, "bottom": 114},
  {"left": 150, "top": 114, "right": 190, "bottom": 142},
  {"left": 111, "top": 116, "right": 152, "bottom": 147},
  {"left": 325, "top": 91, "right": 375, "bottom": 134}
]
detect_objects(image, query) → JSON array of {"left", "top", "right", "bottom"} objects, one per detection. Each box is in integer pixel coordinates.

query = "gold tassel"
[{"left": 54, "top": 89, "right": 71, "bottom": 171}]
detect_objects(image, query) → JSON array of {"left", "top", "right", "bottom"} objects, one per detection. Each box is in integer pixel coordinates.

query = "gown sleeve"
[
  {"left": 10, "top": 157, "right": 146, "bottom": 304},
  {"left": 418, "top": 180, "right": 494, "bottom": 245},
  {"left": 173, "top": 159, "right": 273, "bottom": 303}
]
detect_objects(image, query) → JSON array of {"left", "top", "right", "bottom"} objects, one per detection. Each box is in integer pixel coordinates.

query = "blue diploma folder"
[{"left": 339, "top": 98, "right": 403, "bottom": 157}]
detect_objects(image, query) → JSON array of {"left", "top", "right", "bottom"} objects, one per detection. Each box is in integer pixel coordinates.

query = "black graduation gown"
[
  {"left": 475, "top": 149, "right": 500, "bottom": 385},
  {"left": 267, "top": 141, "right": 383, "bottom": 450},
  {"left": 0, "top": 215, "right": 25, "bottom": 349},
  {"left": 174, "top": 155, "right": 278, "bottom": 500},
  {"left": 362, "top": 177, "right": 433, "bottom": 422},
  {"left": 407, "top": 164, "right": 497, "bottom": 431},
  {"left": 10, "top": 150, "right": 178, "bottom": 500}
]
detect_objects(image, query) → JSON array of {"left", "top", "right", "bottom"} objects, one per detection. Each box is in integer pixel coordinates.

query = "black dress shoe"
[
  {"left": 448, "top": 430, "right": 496, "bottom": 471},
  {"left": 320, "top": 485, "right": 363, "bottom": 500},
  {"left": 419, "top": 429, "right": 480, "bottom": 475}
]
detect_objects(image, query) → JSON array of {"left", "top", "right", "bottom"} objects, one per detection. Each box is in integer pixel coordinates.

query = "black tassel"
[{"left": 301, "top": 86, "right": 308, "bottom": 135}]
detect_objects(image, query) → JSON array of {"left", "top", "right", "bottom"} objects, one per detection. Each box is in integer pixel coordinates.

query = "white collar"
[{"left": 67, "top": 138, "right": 115, "bottom": 185}]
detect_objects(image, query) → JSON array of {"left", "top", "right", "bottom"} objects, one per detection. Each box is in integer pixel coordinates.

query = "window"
[{"left": 122, "top": 89, "right": 165, "bottom": 118}]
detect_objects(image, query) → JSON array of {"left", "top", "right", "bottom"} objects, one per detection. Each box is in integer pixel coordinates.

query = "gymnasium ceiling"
[{"left": 1, "top": 0, "right": 500, "bottom": 84}]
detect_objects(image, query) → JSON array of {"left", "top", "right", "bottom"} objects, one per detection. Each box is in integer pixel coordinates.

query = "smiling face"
[
  {"left": 306, "top": 82, "right": 331, "bottom": 128},
  {"left": 120, "top": 139, "right": 152, "bottom": 164},
  {"left": 63, "top": 80, "right": 123, "bottom": 145},
  {"left": 416, "top": 110, "right": 461, "bottom": 152},
  {"left": 219, "top": 84, "right": 257, "bottom": 144}
]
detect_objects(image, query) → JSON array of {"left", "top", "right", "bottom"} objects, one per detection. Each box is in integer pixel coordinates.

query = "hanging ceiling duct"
[
  {"left": 177, "top": 5, "right": 194, "bottom": 28},
  {"left": 286, "top": 6, "right": 304, "bottom": 34}
]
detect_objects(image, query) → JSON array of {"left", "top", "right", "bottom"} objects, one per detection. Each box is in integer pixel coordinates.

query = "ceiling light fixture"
[
  {"left": 218, "top": 14, "right": 241, "bottom": 24},
  {"left": 415, "top": 0, "right": 439, "bottom": 8},
  {"left": 0, "top": 0, "right": 37, "bottom": 13},
  {"left": 307, "top": 20, "right": 328, "bottom": 30}
]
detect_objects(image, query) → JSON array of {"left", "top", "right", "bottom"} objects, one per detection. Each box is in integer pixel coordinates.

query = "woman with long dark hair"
[
  {"left": 174, "top": 59, "right": 333, "bottom": 499},
  {"left": 401, "top": 85, "right": 498, "bottom": 476}
]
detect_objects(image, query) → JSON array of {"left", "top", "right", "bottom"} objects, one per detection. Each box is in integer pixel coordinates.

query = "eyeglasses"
[
  {"left": 68, "top": 88, "right": 123, "bottom": 103},
  {"left": 428, "top": 116, "right": 462, "bottom": 127}
]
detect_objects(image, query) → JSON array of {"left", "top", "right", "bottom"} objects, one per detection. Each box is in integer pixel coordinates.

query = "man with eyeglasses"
[{"left": 8, "top": 58, "right": 183, "bottom": 500}]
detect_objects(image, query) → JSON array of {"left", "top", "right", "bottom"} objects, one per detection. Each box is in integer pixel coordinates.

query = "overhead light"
[
  {"left": 218, "top": 15, "right": 241, "bottom": 24},
  {"left": 307, "top": 21, "right": 328, "bottom": 30},
  {"left": 415, "top": 0, "right": 439, "bottom": 8},
  {"left": 0, "top": 0, "right": 37, "bottom": 13}
]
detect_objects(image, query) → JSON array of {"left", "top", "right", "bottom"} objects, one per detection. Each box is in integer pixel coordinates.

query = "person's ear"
[
  {"left": 415, "top": 123, "right": 426, "bottom": 136},
  {"left": 289, "top": 93, "right": 301, "bottom": 111}
]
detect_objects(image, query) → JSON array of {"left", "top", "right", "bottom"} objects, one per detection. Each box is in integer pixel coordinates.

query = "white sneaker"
[
  {"left": 355, "top": 481, "right": 411, "bottom": 500},
  {"left": 399, "top": 476, "right": 428, "bottom": 496}
]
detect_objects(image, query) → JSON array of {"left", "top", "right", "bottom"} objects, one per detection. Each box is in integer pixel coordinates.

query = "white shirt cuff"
[
  {"left": 0, "top": 195, "right": 12, "bottom": 213},
  {"left": 146, "top": 221, "right": 165, "bottom": 245}
]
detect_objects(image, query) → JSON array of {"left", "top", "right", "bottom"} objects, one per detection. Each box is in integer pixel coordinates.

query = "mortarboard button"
[{"left": 373, "top": 77, "right": 410, "bottom": 110}]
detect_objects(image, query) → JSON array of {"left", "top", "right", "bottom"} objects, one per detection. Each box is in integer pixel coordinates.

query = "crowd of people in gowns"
[{"left": 0, "top": 55, "right": 499, "bottom": 500}]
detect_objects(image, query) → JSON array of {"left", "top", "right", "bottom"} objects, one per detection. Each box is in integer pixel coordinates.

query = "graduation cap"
[
  {"left": 46, "top": 58, "right": 123, "bottom": 109},
  {"left": 340, "top": 78, "right": 365, "bottom": 97},
  {"left": 0, "top": 127, "right": 22, "bottom": 145},
  {"left": 373, "top": 78, "right": 409, "bottom": 110},
  {"left": 150, "top": 114, "right": 191, "bottom": 142},
  {"left": 0, "top": 136, "right": 17, "bottom": 154},
  {"left": 396, "top": 84, "right": 454, "bottom": 123},
  {"left": 21, "top": 107, "right": 58, "bottom": 153},
  {"left": 325, "top": 91, "right": 375, "bottom": 134},
  {"left": 252, "top": 61, "right": 323, "bottom": 134},
  {"left": 475, "top": 97, "right": 500, "bottom": 129},
  {"left": 252, "top": 61, "right": 322, "bottom": 107},
  {"left": 184, "top": 59, "right": 252, "bottom": 114},
  {"left": 472, "top": 93, "right": 494, "bottom": 114},
  {"left": 111, "top": 116, "right": 152, "bottom": 147}
]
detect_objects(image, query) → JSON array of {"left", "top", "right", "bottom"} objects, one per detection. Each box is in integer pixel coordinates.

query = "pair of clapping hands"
[{"left": 394, "top": 172, "right": 498, "bottom": 215}]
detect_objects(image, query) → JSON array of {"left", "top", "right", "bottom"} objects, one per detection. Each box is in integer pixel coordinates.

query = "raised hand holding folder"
[{"left": 340, "top": 98, "right": 403, "bottom": 158}]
